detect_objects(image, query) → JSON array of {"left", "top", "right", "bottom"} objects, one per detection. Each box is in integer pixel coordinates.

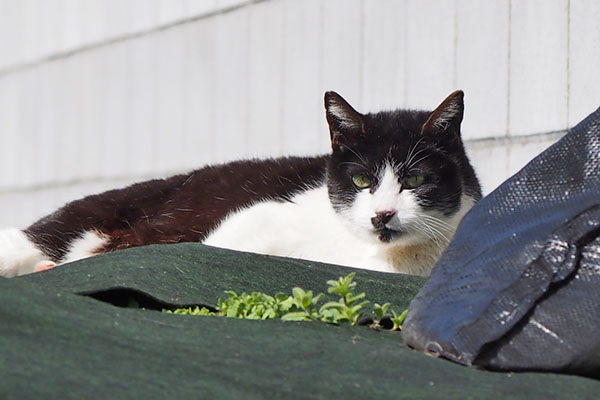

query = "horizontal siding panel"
[
  {"left": 0, "top": 177, "right": 142, "bottom": 228},
  {"left": 156, "top": 0, "right": 187, "bottom": 26},
  {"left": 247, "top": 1, "right": 285, "bottom": 159},
  {"left": 320, "top": 0, "right": 362, "bottom": 102},
  {"left": 17, "top": 67, "right": 40, "bottom": 187},
  {"left": 319, "top": 0, "right": 363, "bottom": 151},
  {"left": 61, "top": 0, "right": 84, "bottom": 52},
  {"left": 405, "top": 0, "right": 455, "bottom": 110},
  {"left": 128, "top": 35, "right": 157, "bottom": 176},
  {"left": 0, "top": 192, "right": 31, "bottom": 228},
  {"left": 213, "top": 8, "right": 249, "bottom": 162},
  {"left": 182, "top": 19, "right": 217, "bottom": 169},
  {"left": 34, "top": 62, "right": 60, "bottom": 185},
  {"left": 0, "top": 0, "right": 251, "bottom": 71},
  {"left": 361, "top": 0, "right": 406, "bottom": 113},
  {"left": 102, "top": 42, "right": 132, "bottom": 178},
  {"left": 281, "top": 0, "right": 324, "bottom": 156},
  {"left": 509, "top": 0, "right": 569, "bottom": 136},
  {"left": 465, "top": 141, "right": 510, "bottom": 195},
  {"left": 0, "top": 75, "right": 21, "bottom": 188},
  {"left": 155, "top": 27, "right": 186, "bottom": 173},
  {"left": 55, "top": 56, "right": 83, "bottom": 183},
  {"left": 77, "top": 50, "right": 106, "bottom": 180},
  {"left": 0, "top": 2, "right": 21, "bottom": 69},
  {"left": 569, "top": 0, "right": 600, "bottom": 126},
  {"left": 131, "top": 0, "right": 157, "bottom": 33},
  {"left": 185, "top": 0, "right": 219, "bottom": 17},
  {"left": 456, "top": 0, "right": 509, "bottom": 140}
]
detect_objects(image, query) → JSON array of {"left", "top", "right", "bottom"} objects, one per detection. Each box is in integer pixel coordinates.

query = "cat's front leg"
[{"left": 0, "top": 228, "right": 50, "bottom": 277}]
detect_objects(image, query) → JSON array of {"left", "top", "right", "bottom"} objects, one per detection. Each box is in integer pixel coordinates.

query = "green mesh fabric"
[{"left": 1, "top": 243, "right": 598, "bottom": 399}]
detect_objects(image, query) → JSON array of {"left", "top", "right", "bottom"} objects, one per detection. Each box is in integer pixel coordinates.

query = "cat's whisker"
[
  {"left": 407, "top": 153, "right": 432, "bottom": 169},
  {"left": 404, "top": 147, "right": 428, "bottom": 169},
  {"left": 425, "top": 225, "right": 453, "bottom": 238},
  {"left": 417, "top": 223, "right": 445, "bottom": 244},
  {"left": 421, "top": 224, "right": 453, "bottom": 239},
  {"left": 412, "top": 223, "right": 445, "bottom": 252},
  {"left": 436, "top": 193, "right": 462, "bottom": 202},
  {"left": 404, "top": 137, "right": 426, "bottom": 167},
  {"left": 427, "top": 225, "right": 450, "bottom": 244},
  {"left": 411, "top": 221, "right": 440, "bottom": 242},
  {"left": 425, "top": 216, "right": 455, "bottom": 229},
  {"left": 340, "top": 143, "right": 368, "bottom": 166},
  {"left": 340, "top": 162, "right": 367, "bottom": 169},
  {"left": 421, "top": 215, "right": 455, "bottom": 232},
  {"left": 424, "top": 224, "right": 450, "bottom": 243},
  {"left": 416, "top": 218, "right": 451, "bottom": 247},
  {"left": 410, "top": 223, "right": 434, "bottom": 242}
]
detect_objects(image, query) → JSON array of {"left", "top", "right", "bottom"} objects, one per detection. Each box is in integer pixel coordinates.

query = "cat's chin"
[
  {"left": 375, "top": 227, "right": 403, "bottom": 243},
  {"left": 371, "top": 227, "right": 430, "bottom": 247}
]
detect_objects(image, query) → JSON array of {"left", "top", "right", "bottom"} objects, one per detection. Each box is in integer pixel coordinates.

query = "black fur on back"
[{"left": 25, "top": 156, "right": 327, "bottom": 261}]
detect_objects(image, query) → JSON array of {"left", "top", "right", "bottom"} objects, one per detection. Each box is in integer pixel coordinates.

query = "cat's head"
[{"left": 324, "top": 90, "right": 481, "bottom": 247}]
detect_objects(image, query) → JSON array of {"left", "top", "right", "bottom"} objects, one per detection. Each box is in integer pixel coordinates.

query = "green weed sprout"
[{"left": 165, "top": 273, "right": 408, "bottom": 331}]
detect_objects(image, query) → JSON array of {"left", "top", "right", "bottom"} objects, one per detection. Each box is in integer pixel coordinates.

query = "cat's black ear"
[
  {"left": 324, "top": 91, "right": 365, "bottom": 151},
  {"left": 421, "top": 90, "right": 464, "bottom": 137}
]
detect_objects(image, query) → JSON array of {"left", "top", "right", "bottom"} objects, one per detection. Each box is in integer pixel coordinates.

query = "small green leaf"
[
  {"left": 351, "top": 300, "right": 369, "bottom": 314},
  {"left": 275, "top": 293, "right": 290, "bottom": 302},
  {"left": 278, "top": 296, "right": 294, "bottom": 312},
  {"left": 226, "top": 301, "right": 240, "bottom": 318},
  {"left": 292, "top": 287, "right": 306, "bottom": 300},
  {"left": 281, "top": 312, "right": 312, "bottom": 322},
  {"left": 391, "top": 309, "right": 409, "bottom": 330},
  {"left": 319, "top": 300, "right": 344, "bottom": 310},
  {"left": 319, "top": 308, "right": 340, "bottom": 322},
  {"left": 312, "top": 293, "right": 324, "bottom": 305},
  {"left": 301, "top": 290, "right": 313, "bottom": 309},
  {"left": 397, "top": 309, "right": 408, "bottom": 323},
  {"left": 224, "top": 290, "right": 238, "bottom": 298},
  {"left": 373, "top": 302, "right": 390, "bottom": 320},
  {"left": 346, "top": 292, "right": 366, "bottom": 307}
]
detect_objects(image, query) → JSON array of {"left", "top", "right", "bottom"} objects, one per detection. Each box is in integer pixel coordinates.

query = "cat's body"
[{"left": 0, "top": 91, "right": 481, "bottom": 277}]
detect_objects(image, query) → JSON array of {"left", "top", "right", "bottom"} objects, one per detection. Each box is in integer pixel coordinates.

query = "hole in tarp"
[
  {"left": 358, "top": 316, "right": 395, "bottom": 330},
  {"left": 79, "top": 288, "right": 206, "bottom": 312},
  {"left": 377, "top": 317, "right": 395, "bottom": 330}
]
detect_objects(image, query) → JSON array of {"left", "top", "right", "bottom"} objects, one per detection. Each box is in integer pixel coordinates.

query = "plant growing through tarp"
[{"left": 165, "top": 272, "right": 408, "bottom": 331}]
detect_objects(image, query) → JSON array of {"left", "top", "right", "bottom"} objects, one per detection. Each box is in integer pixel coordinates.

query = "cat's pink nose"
[{"left": 373, "top": 210, "right": 396, "bottom": 225}]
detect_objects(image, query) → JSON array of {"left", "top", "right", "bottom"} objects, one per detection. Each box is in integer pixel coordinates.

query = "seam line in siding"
[
  {"left": 465, "top": 129, "right": 566, "bottom": 148},
  {"left": 0, "top": 0, "right": 272, "bottom": 78},
  {"left": 0, "top": 129, "right": 568, "bottom": 195}
]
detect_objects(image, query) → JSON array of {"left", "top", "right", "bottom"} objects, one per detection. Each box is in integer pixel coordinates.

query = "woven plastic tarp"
[
  {"left": 2, "top": 243, "right": 600, "bottom": 399},
  {"left": 403, "top": 106, "right": 600, "bottom": 378}
]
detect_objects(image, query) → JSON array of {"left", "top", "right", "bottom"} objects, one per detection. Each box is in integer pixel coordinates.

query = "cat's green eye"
[
  {"left": 352, "top": 175, "right": 372, "bottom": 189},
  {"left": 404, "top": 175, "right": 425, "bottom": 189}
]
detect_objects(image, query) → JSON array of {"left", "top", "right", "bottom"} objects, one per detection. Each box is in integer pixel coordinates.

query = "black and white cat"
[{"left": 0, "top": 90, "right": 481, "bottom": 277}]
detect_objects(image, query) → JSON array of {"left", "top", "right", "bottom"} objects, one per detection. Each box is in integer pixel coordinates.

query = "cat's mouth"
[
  {"left": 375, "top": 227, "right": 404, "bottom": 243},
  {"left": 371, "top": 214, "right": 405, "bottom": 243}
]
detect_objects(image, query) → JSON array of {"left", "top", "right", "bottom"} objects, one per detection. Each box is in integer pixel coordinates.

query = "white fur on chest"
[{"left": 203, "top": 187, "right": 395, "bottom": 272}]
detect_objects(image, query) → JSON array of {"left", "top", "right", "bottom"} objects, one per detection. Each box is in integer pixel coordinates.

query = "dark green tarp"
[{"left": 2, "top": 243, "right": 599, "bottom": 399}]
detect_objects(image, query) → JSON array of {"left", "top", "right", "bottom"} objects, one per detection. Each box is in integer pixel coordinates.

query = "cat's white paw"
[
  {"left": 0, "top": 228, "right": 46, "bottom": 277},
  {"left": 34, "top": 260, "right": 57, "bottom": 272}
]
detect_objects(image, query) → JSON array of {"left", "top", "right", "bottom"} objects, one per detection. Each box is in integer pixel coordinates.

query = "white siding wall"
[{"left": 0, "top": 0, "right": 599, "bottom": 228}]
